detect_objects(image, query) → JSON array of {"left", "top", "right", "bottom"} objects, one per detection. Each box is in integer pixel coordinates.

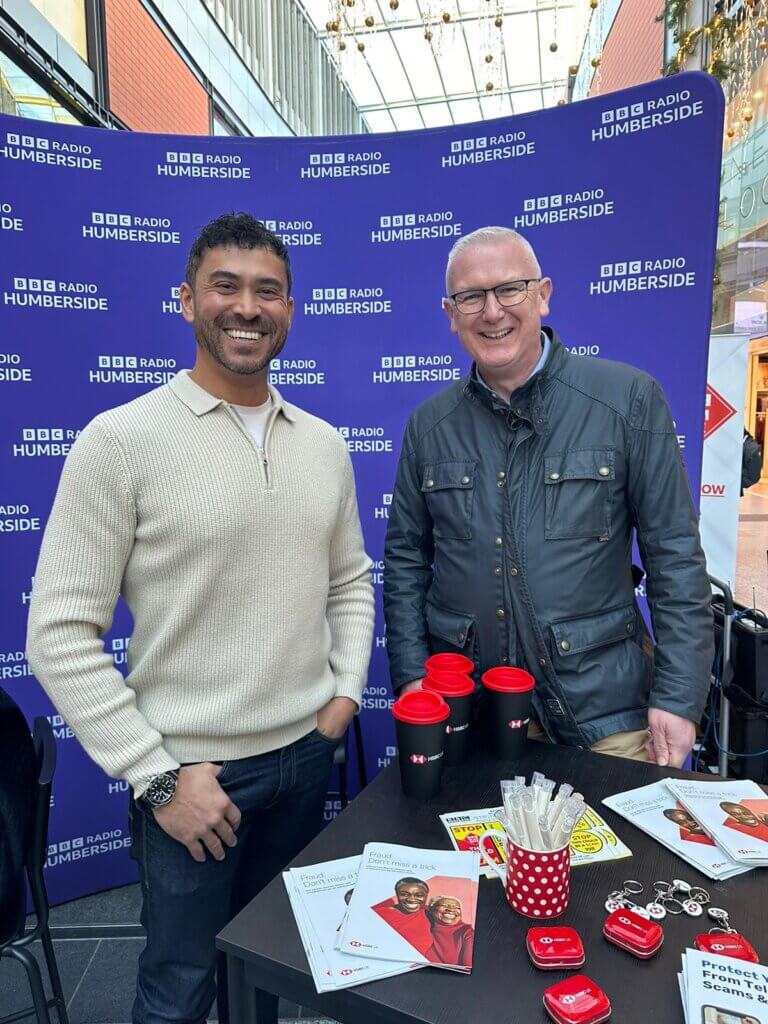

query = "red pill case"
[
  {"left": 694, "top": 932, "right": 759, "bottom": 963},
  {"left": 543, "top": 975, "right": 612, "bottom": 1024},
  {"left": 527, "top": 927, "right": 586, "bottom": 970},
  {"left": 603, "top": 909, "right": 663, "bottom": 959}
]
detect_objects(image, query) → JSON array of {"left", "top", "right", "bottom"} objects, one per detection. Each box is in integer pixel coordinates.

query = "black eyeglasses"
[{"left": 449, "top": 278, "right": 541, "bottom": 314}]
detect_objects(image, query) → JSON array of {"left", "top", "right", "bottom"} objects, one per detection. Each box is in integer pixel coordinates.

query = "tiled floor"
[
  {"left": 0, "top": 884, "right": 335, "bottom": 1024},
  {"left": 736, "top": 482, "right": 768, "bottom": 613}
]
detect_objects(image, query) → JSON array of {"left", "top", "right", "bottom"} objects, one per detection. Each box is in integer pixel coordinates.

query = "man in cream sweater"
[{"left": 27, "top": 213, "right": 375, "bottom": 1024}]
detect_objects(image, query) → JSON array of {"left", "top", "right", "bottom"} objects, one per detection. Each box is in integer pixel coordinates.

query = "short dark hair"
[
  {"left": 185, "top": 212, "right": 292, "bottom": 294},
  {"left": 395, "top": 877, "right": 428, "bottom": 891}
]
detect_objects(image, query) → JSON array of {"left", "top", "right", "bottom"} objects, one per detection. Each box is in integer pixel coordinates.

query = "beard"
[{"left": 194, "top": 312, "right": 287, "bottom": 376}]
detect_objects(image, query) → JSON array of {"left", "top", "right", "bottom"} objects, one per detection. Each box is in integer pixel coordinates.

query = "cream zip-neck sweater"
[{"left": 27, "top": 372, "right": 375, "bottom": 797}]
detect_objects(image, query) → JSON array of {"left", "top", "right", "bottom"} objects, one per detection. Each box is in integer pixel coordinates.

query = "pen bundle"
[{"left": 498, "top": 772, "right": 585, "bottom": 852}]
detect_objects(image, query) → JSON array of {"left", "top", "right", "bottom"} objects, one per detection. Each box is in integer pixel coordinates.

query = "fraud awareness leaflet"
[
  {"left": 284, "top": 856, "right": 423, "bottom": 992},
  {"left": 679, "top": 948, "right": 768, "bottom": 1024},
  {"left": 339, "top": 843, "right": 480, "bottom": 972},
  {"left": 602, "top": 781, "right": 750, "bottom": 880},
  {"left": 666, "top": 779, "right": 768, "bottom": 866}
]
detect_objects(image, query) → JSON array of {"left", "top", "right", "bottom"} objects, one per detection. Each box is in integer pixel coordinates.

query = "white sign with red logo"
[{"left": 699, "top": 334, "right": 749, "bottom": 589}]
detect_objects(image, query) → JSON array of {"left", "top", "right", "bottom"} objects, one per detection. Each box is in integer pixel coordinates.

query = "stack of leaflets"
[
  {"left": 666, "top": 779, "right": 768, "bottom": 868},
  {"left": 440, "top": 804, "right": 631, "bottom": 878},
  {"left": 679, "top": 947, "right": 768, "bottom": 1024},
  {"left": 602, "top": 781, "right": 754, "bottom": 880},
  {"left": 284, "top": 856, "right": 424, "bottom": 993},
  {"left": 285, "top": 843, "right": 480, "bottom": 992}
]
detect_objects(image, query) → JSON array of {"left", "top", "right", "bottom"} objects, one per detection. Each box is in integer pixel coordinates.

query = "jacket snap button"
[
  {"left": 494, "top": 536, "right": 503, "bottom": 546},
  {"left": 539, "top": 657, "right": 547, "bottom": 667},
  {"left": 549, "top": 472, "right": 560, "bottom": 481},
  {"left": 598, "top": 466, "right": 610, "bottom": 477},
  {"left": 425, "top": 479, "right": 434, "bottom": 488},
  {"left": 509, "top": 566, "right": 519, "bottom": 576},
  {"left": 494, "top": 567, "right": 502, "bottom": 576},
  {"left": 497, "top": 471, "right": 506, "bottom": 480},
  {"left": 560, "top": 640, "right": 571, "bottom": 652},
  {"left": 496, "top": 608, "right": 505, "bottom": 619},
  {"left": 626, "top": 622, "right": 634, "bottom": 633},
  {"left": 457, "top": 632, "right": 465, "bottom": 643},
  {"left": 461, "top": 475, "right": 470, "bottom": 484}
]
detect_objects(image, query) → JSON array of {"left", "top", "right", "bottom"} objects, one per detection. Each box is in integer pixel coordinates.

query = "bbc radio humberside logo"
[
  {"left": 1, "top": 650, "right": 34, "bottom": 680},
  {"left": 0, "top": 352, "right": 32, "bottom": 383},
  {"left": 163, "top": 286, "right": 182, "bottom": 315},
  {"left": 83, "top": 211, "right": 181, "bottom": 244},
  {"left": 0, "top": 502, "right": 41, "bottom": 534},
  {"left": 157, "top": 149, "right": 250, "bottom": 178},
  {"left": 13, "top": 426, "right": 81, "bottom": 458},
  {"left": 0, "top": 131, "right": 102, "bottom": 170},
  {"left": 46, "top": 830, "right": 131, "bottom": 868},
  {"left": 0, "top": 202, "right": 23, "bottom": 232},
  {"left": 90, "top": 355, "right": 177, "bottom": 385},
  {"left": 373, "top": 353, "right": 461, "bottom": 384},
  {"left": 269, "top": 357, "right": 325, "bottom": 385},
  {"left": 371, "top": 211, "right": 461, "bottom": 243},
  {"left": 591, "top": 89, "right": 704, "bottom": 142},
  {"left": 263, "top": 219, "right": 322, "bottom": 247},
  {"left": 589, "top": 257, "right": 695, "bottom": 295},
  {"left": 305, "top": 287, "right": 392, "bottom": 316},
  {"left": 4, "top": 277, "right": 108, "bottom": 311},
  {"left": 337, "top": 426, "right": 393, "bottom": 453},
  {"left": 442, "top": 130, "right": 534, "bottom": 168},
  {"left": 300, "top": 149, "right": 390, "bottom": 179},
  {"left": 515, "top": 189, "right": 615, "bottom": 228}
]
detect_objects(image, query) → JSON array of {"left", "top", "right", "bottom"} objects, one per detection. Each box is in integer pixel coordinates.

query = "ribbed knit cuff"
[
  {"left": 334, "top": 674, "right": 365, "bottom": 711},
  {"left": 125, "top": 750, "right": 182, "bottom": 799}
]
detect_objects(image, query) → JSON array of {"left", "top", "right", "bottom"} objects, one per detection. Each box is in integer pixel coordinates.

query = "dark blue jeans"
[{"left": 128, "top": 728, "right": 338, "bottom": 1024}]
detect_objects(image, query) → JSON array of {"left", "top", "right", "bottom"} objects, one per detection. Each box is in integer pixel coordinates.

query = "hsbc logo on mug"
[
  {"left": 507, "top": 718, "right": 530, "bottom": 730},
  {"left": 409, "top": 752, "right": 443, "bottom": 765}
]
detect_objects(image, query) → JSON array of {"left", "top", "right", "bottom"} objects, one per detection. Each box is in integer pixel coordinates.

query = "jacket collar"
[
  {"left": 169, "top": 370, "right": 296, "bottom": 423},
  {"left": 464, "top": 326, "right": 567, "bottom": 435}
]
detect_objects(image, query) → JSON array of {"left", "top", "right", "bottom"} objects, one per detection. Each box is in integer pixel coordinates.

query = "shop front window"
[{"left": 0, "top": 51, "right": 81, "bottom": 125}]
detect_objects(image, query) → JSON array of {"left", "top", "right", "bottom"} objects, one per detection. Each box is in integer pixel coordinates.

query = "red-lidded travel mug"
[
  {"left": 424, "top": 653, "right": 474, "bottom": 676},
  {"left": 392, "top": 690, "right": 450, "bottom": 798},
  {"left": 422, "top": 672, "right": 474, "bottom": 766},
  {"left": 481, "top": 667, "right": 535, "bottom": 760}
]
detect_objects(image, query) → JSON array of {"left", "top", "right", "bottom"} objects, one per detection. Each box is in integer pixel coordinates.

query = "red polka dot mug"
[{"left": 478, "top": 828, "right": 571, "bottom": 919}]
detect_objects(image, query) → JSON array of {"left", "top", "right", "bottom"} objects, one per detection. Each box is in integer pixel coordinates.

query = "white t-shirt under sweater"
[
  {"left": 233, "top": 395, "right": 272, "bottom": 449},
  {"left": 26, "top": 372, "right": 375, "bottom": 797}
]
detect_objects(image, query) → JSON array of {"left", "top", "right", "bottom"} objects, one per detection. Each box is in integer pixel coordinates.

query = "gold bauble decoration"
[
  {"left": 357, "top": 41, "right": 365, "bottom": 51},
  {"left": 326, "top": 20, "right": 333, "bottom": 31},
  {"left": 345, "top": 0, "right": 354, "bottom": 7},
  {"left": 569, "top": 64, "right": 579, "bottom": 75},
  {"left": 589, "top": 0, "right": 598, "bottom": 8},
  {"left": 760, "top": 40, "right": 768, "bottom": 51},
  {"left": 330, "top": 20, "right": 340, "bottom": 31},
  {"left": 759, "top": 16, "right": 767, "bottom": 27},
  {"left": 389, "top": 0, "right": 399, "bottom": 9},
  {"left": 442, "top": 11, "right": 451, "bottom": 22},
  {"left": 557, "top": 99, "right": 566, "bottom": 106},
  {"left": 549, "top": 41, "right": 558, "bottom": 52},
  {"left": 744, "top": 110, "right": 754, "bottom": 122},
  {"left": 339, "top": 40, "right": 347, "bottom": 50},
  {"left": 727, "top": 128, "right": 735, "bottom": 137},
  {"left": 591, "top": 56, "right": 601, "bottom": 68},
  {"left": 485, "top": 54, "right": 493, "bottom": 63},
  {"left": 365, "top": 14, "right": 374, "bottom": 26},
  {"left": 486, "top": 82, "right": 494, "bottom": 91},
  {"left": 495, "top": 15, "right": 503, "bottom": 27},
  {"left": 425, "top": 30, "right": 433, "bottom": 41}
]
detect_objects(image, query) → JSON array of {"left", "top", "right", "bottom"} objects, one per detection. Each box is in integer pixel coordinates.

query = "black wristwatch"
[{"left": 140, "top": 770, "right": 179, "bottom": 808}]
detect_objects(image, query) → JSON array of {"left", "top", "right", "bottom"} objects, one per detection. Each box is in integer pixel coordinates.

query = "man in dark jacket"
[{"left": 383, "top": 227, "right": 713, "bottom": 766}]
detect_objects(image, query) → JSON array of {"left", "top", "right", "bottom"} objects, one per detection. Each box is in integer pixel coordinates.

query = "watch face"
[{"left": 146, "top": 772, "right": 177, "bottom": 806}]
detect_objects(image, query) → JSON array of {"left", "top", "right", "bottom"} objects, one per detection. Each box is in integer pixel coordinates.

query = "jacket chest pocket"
[
  {"left": 421, "top": 460, "right": 476, "bottom": 541},
  {"left": 544, "top": 448, "right": 614, "bottom": 540}
]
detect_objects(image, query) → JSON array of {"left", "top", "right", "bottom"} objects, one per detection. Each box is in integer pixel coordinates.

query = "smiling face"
[
  {"left": 431, "top": 898, "right": 462, "bottom": 925},
  {"left": 395, "top": 882, "right": 428, "bottom": 914},
  {"left": 180, "top": 243, "right": 293, "bottom": 388},
  {"left": 722, "top": 802, "right": 759, "bottom": 827},
  {"left": 443, "top": 236, "right": 552, "bottom": 387}
]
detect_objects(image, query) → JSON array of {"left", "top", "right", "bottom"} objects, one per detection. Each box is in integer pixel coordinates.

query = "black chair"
[
  {"left": 0, "top": 717, "right": 69, "bottom": 1024},
  {"left": 333, "top": 715, "right": 368, "bottom": 809}
]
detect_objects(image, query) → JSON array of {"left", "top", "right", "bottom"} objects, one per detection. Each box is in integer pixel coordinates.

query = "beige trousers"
[{"left": 527, "top": 719, "right": 649, "bottom": 762}]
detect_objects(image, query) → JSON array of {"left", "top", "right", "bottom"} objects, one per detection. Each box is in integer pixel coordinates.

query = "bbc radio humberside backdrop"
[{"left": 0, "top": 72, "right": 722, "bottom": 904}]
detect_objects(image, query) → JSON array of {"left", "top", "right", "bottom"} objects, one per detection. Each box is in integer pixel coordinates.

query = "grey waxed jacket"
[{"left": 383, "top": 328, "right": 713, "bottom": 746}]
